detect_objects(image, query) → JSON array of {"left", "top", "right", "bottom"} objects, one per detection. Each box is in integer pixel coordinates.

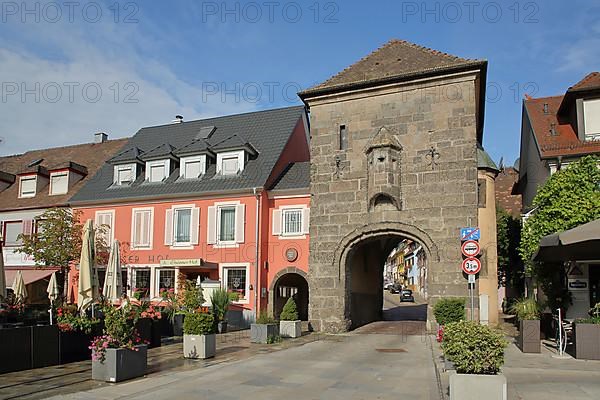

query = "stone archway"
[
  {"left": 268, "top": 267, "right": 309, "bottom": 320},
  {"left": 317, "top": 222, "right": 439, "bottom": 330}
]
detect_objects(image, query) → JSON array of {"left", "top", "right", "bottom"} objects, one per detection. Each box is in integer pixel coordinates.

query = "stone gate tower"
[{"left": 299, "top": 39, "right": 490, "bottom": 332}]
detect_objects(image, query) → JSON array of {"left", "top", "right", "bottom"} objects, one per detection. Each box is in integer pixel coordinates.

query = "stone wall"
[{"left": 304, "top": 72, "right": 482, "bottom": 332}]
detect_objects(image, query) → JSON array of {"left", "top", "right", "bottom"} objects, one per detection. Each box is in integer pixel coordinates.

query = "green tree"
[
  {"left": 16, "top": 208, "right": 108, "bottom": 299},
  {"left": 519, "top": 156, "right": 600, "bottom": 310},
  {"left": 496, "top": 207, "right": 524, "bottom": 292},
  {"left": 280, "top": 297, "right": 299, "bottom": 321}
]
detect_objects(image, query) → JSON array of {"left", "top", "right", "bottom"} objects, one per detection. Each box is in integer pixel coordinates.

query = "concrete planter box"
[
  {"left": 92, "top": 345, "right": 147, "bottom": 382},
  {"left": 573, "top": 323, "right": 600, "bottom": 360},
  {"left": 183, "top": 334, "right": 216, "bottom": 359},
  {"left": 280, "top": 320, "right": 301, "bottom": 338},
  {"left": 449, "top": 373, "right": 507, "bottom": 400},
  {"left": 517, "top": 320, "right": 540, "bottom": 353},
  {"left": 250, "top": 323, "right": 279, "bottom": 343}
]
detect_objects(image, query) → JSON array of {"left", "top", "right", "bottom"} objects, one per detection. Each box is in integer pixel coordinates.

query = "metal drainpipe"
[{"left": 253, "top": 187, "right": 261, "bottom": 319}]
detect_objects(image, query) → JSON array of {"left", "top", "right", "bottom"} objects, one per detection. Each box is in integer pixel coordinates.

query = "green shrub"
[
  {"left": 442, "top": 321, "right": 507, "bottom": 375},
  {"left": 279, "top": 298, "right": 299, "bottom": 321},
  {"left": 183, "top": 312, "right": 215, "bottom": 335},
  {"left": 180, "top": 280, "right": 204, "bottom": 312},
  {"left": 256, "top": 313, "right": 276, "bottom": 324},
  {"left": 509, "top": 298, "right": 540, "bottom": 321},
  {"left": 433, "top": 298, "right": 466, "bottom": 325}
]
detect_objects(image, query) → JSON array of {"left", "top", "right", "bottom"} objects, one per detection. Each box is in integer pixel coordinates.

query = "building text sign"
[{"left": 160, "top": 259, "right": 203, "bottom": 267}]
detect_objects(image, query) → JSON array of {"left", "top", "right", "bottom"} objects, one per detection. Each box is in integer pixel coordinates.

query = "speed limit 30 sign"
[
  {"left": 462, "top": 257, "right": 481, "bottom": 275},
  {"left": 461, "top": 240, "right": 480, "bottom": 258}
]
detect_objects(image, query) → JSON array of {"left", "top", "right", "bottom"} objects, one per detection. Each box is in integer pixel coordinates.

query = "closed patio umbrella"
[
  {"left": 0, "top": 241, "right": 6, "bottom": 299},
  {"left": 533, "top": 219, "right": 600, "bottom": 262},
  {"left": 103, "top": 240, "right": 122, "bottom": 303},
  {"left": 78, "top": 219, "right": 96, "bottom": 313},
  {"left": 12, "top": 270, "right": 27, "bottom": 302},
  {"left": 47, "top": 272, "right": 60, "bottom": 324}
]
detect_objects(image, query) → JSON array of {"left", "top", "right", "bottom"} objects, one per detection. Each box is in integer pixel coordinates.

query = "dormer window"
[
  {"left": 19, "top": 176, "right": 37, "bottom": 198},
  {"left": 180, "top": 155, "right": 206, "bottom": 180},
  {"left": 216, "top": 151, "right": 244, "bottom": 175},
  {"left": 114, "top": 164, "right": 136, "bottom": 186},
  {"left": 49, "top": 171, "right": 68, "bottom": 195},
  {"left": 583, "top": 98, "right": 600, "bottom": 140},
  {"left": 146, "top": 160, "right": 169, "bottom": 183}
]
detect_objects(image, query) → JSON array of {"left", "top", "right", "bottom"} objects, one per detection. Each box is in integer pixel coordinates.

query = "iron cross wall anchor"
[
  {"left": 333, "top": 155, "right": 346, "bottom": 179},
  {"left": 425, "top": 146, "right": 440, "bottom": 170}
]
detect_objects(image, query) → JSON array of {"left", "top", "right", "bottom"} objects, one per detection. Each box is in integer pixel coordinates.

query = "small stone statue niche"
[{"left": 365, "top": 126, "right": 402, "bottom": 212}]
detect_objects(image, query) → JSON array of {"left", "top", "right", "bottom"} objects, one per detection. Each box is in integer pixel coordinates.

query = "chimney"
[
  {"left": 95, "top": 132, "right": 108, "bottom": 143},
  {"left": 172, "top": 115, "right": 184, "bottom": 124},
  {"left": 543, "top": 103, "right": 549, "bottom": 114}
]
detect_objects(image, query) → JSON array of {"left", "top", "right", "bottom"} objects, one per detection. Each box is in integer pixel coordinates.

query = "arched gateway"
[{"left": 298, "top": 39, "right": 494, "bottom": 332}]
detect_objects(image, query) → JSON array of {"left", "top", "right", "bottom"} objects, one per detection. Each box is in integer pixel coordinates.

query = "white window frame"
[
  {"left": 19, "top": 175, "right": 37, "bottom": 198},
  {"left": 95, "top": 210, "right": 115, "bottom": 247},
  {"left": 131, "top": 267, "right": 152, "bottom": 299},
  {"left": 219, "top": 262, "right": 250, "bottom": 305},
  {"left": 130, "top": 207, "right": 154, "bottom": 250},
  {"left": 274, "top": 205, "right": 309, "bottom": 239},
  {"left": 281, "top": 208, "right": 303, "bottom": 236},
  {"left": 172, "top": 205, "right": 194, "bottom": 247},
  {"left": 154, "top": 268, "right": 176, "bottom": 299},
  {"left": 217, "top": 204, "right": 237, "bottom": 246},
  {"left": 216, "top": 150, "right": 244, "bottom": 175},
  {"left": 3, "top": 220, "right": 23, "bottom": 247},
  {"left": 114, "top": 164, "right": 136, "bottom": 186},
  {"left": 145, "top": 159, "right": 169, "bottom": 183},
  {"left": 180, "top": 155, "right": 206, "bottom": 180},
  {"left": 49, "top": 171, "right": 69, "bottom": 195},
  {"left": 583, "top": 98, "right": 600, "bottom": 138}
]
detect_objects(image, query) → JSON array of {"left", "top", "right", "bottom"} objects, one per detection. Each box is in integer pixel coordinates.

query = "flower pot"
[
  {"left": 173, "top": 314, "right": 185, "bottom": 336},
  {"left": 32, "top": 325, "right": 59, "bottom": 368},
  {"left": 183, "top": 334, "right": 216, "bottom": 359},
  {"left": 134, "top": 318, "right": 153, "bottom": 345},
  {"left": 59, "top": 330, "right": 93, "bottom": 364},
  {"left": 92, "top": 345, "right": 147, "bottom": 382},
  {"left": 449, "top": 373, "right": 507, "bottom": 400},
  {"left": 573, "top": 323, "right": 600, "bottom": 360},
  {"left": 217, "top": 321, "right": 228, "bottom": 334},
  {"left": 280, "top": 320, "right": 301, "bottom": 338},
  {"left": 150, "top": 320, "right": 162, "bottom": 348},
  {"left": 517, "top": 320, "right": 540, "bottom": 353},
  {"left": 159, "top": 317, "right": 174, "bottom": 337},
  {"left": 250, "top": 323, "right": 279, "bottom": 344}
]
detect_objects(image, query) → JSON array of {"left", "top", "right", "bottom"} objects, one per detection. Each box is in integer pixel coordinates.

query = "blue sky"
[{"left": 1, "top": 0, "right": 599, "bottom": 165}]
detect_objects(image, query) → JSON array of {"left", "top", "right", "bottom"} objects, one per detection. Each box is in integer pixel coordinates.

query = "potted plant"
[
  {"left": 433, "top": 297, "right": 465, "bottom": 368},
  {"left": 210, "top": 288, "right": 239, "bottom": 333},
  {"left": 573, "top": 302, "right": 600, "bottom": 360},
  {"left": 183, "top": 312, "right": 216, "bottom": 359},
  {"left": 90, "top": 304, "right": 147, "bottom": 382},
  {"left": 510, "top": 298, "right": 540, "bottom": 353},
  {"left": 56, "top": 304, "right": 102, "bottom": 363},
  {"left": 279, "top": 297, "right": 301, "bottom": 338},
  {"left": 251, "top": 313, "right": 279, "bottom": 344},
  {"left": 443, "top": 320, "right": 508, "bottom": 400},
  {"left": 173, "top": 280, "right": 205, "bottom": 336}
]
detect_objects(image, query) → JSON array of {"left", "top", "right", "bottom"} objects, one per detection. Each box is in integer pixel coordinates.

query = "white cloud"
[{"left": 0, "top": 14, "right": 258, "bottom": 156}]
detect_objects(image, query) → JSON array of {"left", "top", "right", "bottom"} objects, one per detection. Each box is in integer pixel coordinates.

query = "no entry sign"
[
  {"left": 461, "top": 240, "right": 480, "bottom": 257},
  {"left": 462, "top": 257, "right": 481, "bottom": 275}
]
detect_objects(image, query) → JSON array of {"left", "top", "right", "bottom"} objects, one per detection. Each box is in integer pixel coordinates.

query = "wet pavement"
[{"left": 0, "top": 330, "right": 328, "bottom": 400}]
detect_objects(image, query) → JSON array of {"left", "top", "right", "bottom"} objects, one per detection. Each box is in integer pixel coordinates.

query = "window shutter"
[
  {"left": 191, "top": 207, "right": 200, "bottom": 245},
  {"left": 272, "top": 209, "right": 282, "bottom": 236},
  {"left": 143, "top": 210, "right": 151, "bottom": 246},
  {"left": 207, "top": 206, "right": 217, "bottom": 244},
  {"left": 113, "top": 166, "right": 119, "bottom": 185},
  {"left": 164, "top": 209, "right": 174, "bottom": 245},
  {"left": 235, "top": 204, "right": 245, "bottom": 243},
  {"left": 302, "top": 208, "right": 310, "bottom": 234},
  {"left": 23, "top": 220, "right": 34, "bottom": 236}
]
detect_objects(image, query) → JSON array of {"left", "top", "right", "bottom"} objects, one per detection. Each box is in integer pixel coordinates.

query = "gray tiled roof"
[
  {"left": 71, "top": 106, "right": 306, "bottom": 203},
  {"left": 108, "top": 147, "right": 144, "bottom": 164},
  {"left": 140, "top": 144, "right": 176, "bottom": 161},
  {"left": 270, "top": 162, "right": 310, "bottom": 191},
  {"left": 174, "top": 139, "right": 213, "bottom": 157}
]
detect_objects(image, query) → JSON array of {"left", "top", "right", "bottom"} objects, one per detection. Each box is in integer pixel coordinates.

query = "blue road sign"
[{"left": 460, "top": 227, "right": 480, "bottom": 241}]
